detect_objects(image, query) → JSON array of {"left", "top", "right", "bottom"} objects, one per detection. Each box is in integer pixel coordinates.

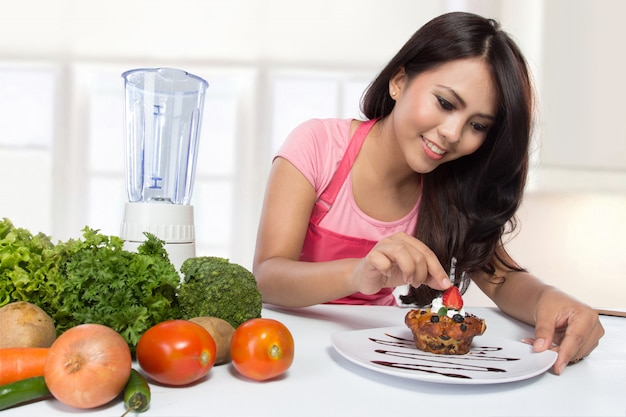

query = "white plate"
[{"left": 331, "top": 326, "right": 557, "bottom": 384}]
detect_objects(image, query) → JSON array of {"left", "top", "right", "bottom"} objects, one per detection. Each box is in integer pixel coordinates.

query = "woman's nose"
[{"left": 438, "top": 116, "right": 463, "bottom": 144}]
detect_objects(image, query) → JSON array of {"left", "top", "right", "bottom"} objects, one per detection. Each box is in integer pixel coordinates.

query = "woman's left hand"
[{"left": 524, "top": 288, "right": 604, "bottom": 374}]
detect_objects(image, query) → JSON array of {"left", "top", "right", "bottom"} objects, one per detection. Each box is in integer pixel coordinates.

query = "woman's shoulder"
[
  {"left": 276, "top": 118, "right": 354, "bottom": 193},
  {"left": 289, "top": 118, "right": 352, "bottom": 142},
  {"left": 278, "top": 118, "right": 353, "bottom": 159}
]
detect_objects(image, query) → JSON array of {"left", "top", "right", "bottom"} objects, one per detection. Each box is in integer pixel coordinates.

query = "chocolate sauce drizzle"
[{"left": 368, "top": 333, "right": 520, "bottom": 379}]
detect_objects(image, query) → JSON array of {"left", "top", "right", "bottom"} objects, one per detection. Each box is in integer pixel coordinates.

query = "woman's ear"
[{"left": 389, "top": 67, "right": 407, "bottom": 98}]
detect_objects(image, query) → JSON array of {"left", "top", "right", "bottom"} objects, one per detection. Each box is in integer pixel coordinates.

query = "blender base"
[
  {"left": 120, "top": 202, "right": 196, "bottom": 273},
  {"left": 122, "top": 240, "right": 195, "bottom": 275}
]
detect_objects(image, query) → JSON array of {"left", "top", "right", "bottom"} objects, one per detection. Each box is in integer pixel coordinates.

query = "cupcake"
[{"left": 404, "top": 286, "right": 486, "bottom": 355}]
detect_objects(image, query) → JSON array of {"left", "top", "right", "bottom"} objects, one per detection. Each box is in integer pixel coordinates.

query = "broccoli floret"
[{"left": 177, "top": 256, "right": 262, "bottom": 328}]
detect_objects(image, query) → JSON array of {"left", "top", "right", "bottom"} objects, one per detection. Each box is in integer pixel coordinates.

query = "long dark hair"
[{"left": 361, "top": 12, "right": 534, "bottom": 306}]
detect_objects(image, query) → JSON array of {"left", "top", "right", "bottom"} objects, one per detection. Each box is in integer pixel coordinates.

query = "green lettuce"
[{"left": 0, "top": 218, "right": 181, "bottom": 351}]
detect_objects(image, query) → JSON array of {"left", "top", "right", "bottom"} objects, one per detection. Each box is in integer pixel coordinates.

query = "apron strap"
[{"left": 309, "top": 119, "right": 377, "bottom": 225}]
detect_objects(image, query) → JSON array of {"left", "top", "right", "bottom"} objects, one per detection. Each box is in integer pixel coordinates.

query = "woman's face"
[{"left": 388, "top": 58, "right": 497, "bottom": 174}]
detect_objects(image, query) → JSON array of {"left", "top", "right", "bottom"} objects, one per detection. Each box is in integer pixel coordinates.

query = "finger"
[
  {"left": 417, "top": 256, "right": 451, "bottom": 290},
  {"left": 423, "top": 270, "right": 453, "bottom": 290},
  {"left": 365, "top": 250, "right": 393, "bottom": 275},
  {"left": 387, "top": 240, "right": 450, "bottom": 289},
  {"left": 552, "top": 314, "right": 603, "bottom": 374},
  {"left": 384, "top": 242, "right": 419, "bottom": 282},
  {"left": 552, "top": 331, "right": 585, "bottom": 375},
  {"left": 366, "top": 238, "right": 419, "bottom": 283},
  {"left": 531, "top": 311, "right": 557, "bottom": 354},
  {"left": 366, "top": 233, "right": 451, "bottom": 290},
  {"left": 392, "top": 235, "right": 450, "bottom": 288}
]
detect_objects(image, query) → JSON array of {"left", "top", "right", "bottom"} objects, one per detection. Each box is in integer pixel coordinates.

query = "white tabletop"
[{"left": 4, "top": 304, "right": 625, "bottom": 417}]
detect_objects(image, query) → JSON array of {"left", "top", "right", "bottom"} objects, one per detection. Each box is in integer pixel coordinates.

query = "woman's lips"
[{"left": 421, "top": 136, "right": 446, "bottom": 160}]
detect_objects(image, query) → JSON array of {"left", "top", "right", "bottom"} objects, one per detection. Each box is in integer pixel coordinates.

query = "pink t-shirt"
[{"left": 275, "top": 118, "right": 419, "bottom": 240}]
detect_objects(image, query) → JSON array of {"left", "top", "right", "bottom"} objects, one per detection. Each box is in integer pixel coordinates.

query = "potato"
[
  {"left": 0, "top": 301, "right": 57, "bottom": 348},
  {"left": 189, "top": 316, "right": 235, "bottom": 365}
]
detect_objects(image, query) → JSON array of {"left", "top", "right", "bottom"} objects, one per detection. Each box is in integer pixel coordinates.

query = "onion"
[{"left": 44, "top": 323, "right": 132, "bottom": 409}]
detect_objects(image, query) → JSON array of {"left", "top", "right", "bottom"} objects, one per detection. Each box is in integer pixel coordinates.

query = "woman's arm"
[
  {"left": 253, "top": 158, "right": 356, "bottom": 306},
  {"left": 471, "top": 252, "right": 604, "bottom": 374},
  {"left": 253, "top": 158, "right": 451, "bottom": 307}
]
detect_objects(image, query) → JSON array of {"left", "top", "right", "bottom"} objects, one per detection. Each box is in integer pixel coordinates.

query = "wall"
[
  {"left": 536, "top": 0, "right": 626, "bottom": 192},
  {"left": 463, "top": 192, "right": 626, "bottom": 308},
  {"left": 1, "top": 0, "right": 624, "bottom": 308}
]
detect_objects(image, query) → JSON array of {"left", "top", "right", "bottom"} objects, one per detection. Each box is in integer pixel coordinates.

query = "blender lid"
[{"left": 122, "top": 67, "right": 208, "bottom": 94}]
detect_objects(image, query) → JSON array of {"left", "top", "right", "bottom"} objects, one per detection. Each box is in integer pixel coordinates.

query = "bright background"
[{"left": 1, "top": 0, "right": 624, "bottom": 308}]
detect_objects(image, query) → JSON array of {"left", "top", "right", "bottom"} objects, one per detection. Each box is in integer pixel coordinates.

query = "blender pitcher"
[{"left": 120, "top": 68, "right": 208, "bottom": 271}]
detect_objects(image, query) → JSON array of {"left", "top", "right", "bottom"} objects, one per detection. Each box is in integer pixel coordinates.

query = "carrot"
[{"left": 0, "top": 348, "right": 49, "bottom": 386}]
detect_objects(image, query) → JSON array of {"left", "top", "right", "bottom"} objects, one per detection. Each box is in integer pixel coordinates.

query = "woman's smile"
[{"left": 421, "top": 136, "right": 446, "bottom": 160}]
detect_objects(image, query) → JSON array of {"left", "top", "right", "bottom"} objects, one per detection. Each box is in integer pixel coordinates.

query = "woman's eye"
[
  {"left": 436, "top": 96, "right": 454, "bottom": 111},
  {"left": 471, "top": 121, "right": 489, "bottom": 132}
]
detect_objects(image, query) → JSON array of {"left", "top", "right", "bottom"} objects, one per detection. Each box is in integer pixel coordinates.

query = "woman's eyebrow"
[{"left": 437, "top": 85, "right": 495, "bottom": 121}]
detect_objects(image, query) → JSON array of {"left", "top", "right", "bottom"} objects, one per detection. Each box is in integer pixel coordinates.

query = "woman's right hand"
[{"left": 351, "top": 232, "right": 452, "bottom": 295}]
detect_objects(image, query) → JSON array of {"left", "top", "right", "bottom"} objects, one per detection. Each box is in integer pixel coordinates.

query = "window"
[
  {"left": 269, "top": 70, "right": 372, "bottom": 153},
  {"left": 0, "top": 65, "right": 57, "bottom": 234},
  {"left": 0, "top": 61, "right": 374, "bottom": 269}
]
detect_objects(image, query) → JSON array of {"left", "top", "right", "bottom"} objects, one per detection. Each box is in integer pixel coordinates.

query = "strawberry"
[{"left": 442, "top": 286, "right": 463, "bottom": 310}]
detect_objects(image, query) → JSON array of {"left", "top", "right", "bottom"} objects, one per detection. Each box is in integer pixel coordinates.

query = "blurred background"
[{"left": 1, "top": 0, "right": 624, "bottom": 307}]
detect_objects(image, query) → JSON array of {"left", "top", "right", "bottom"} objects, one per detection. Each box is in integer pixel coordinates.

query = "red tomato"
[
  {"left": 136, "top": 320, "right": 216, "bottom": 386},
  {"left": 230, "top": 318, "right": 294, "bottom": 381}
]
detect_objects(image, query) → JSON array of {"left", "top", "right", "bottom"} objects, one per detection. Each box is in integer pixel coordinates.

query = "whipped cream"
[{"left": 431, "top": 296, "right": 465, "bottom": 318}]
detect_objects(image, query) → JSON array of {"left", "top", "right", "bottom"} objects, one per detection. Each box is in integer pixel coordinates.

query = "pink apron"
[{"left": 299, "top": 119, "right": 396, "bottom": 306}]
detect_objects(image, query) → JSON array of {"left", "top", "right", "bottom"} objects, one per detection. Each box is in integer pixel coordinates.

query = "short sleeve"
[{"left": 274, "top": 118, "right": 351, "bottom": 196}]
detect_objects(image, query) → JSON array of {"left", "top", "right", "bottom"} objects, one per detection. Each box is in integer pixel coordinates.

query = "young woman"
[{"left": 253, "top": 11, "right": 603, "bottom": 374}]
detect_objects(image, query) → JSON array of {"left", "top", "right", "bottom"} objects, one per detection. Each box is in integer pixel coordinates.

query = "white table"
[{"left": 4, "top": 305, "right": 625, "bottom": 417}]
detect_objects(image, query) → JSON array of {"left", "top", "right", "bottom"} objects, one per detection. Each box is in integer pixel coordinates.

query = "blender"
[{"left": 119, "top": 68, "right": 208, "bottom": 271}]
